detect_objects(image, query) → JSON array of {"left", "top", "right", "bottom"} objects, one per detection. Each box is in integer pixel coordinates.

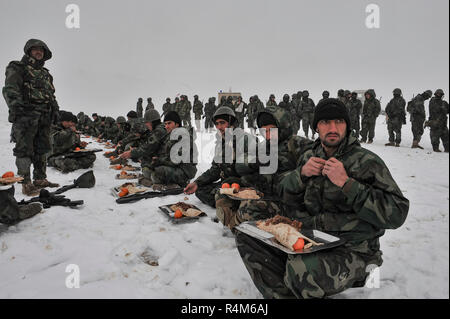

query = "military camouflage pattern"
[
  {"left": 428, "top": 94, "right": 449, "bottom": 151},
  {"left": 299, "top": 94, "right": 315, "bottom": 138},
  {"left": 130, "top": 122, "right": 167, "bottom": 166},
  {"left": 407, "top": 92, "right": 430, "bottom": 142},
  {"left": 234, "top": 134, "right": 409, "bottom": 298},
  {"left": 347, "top": 94, "right": 362, "bottom": 137},
  {"left": 204, "top": 98, "right": 216, "bottom": 131},
  {"left": 385, "top": 94, "right": 406, "bottom": 144},
  {"left": 360, "top": 89, "right": 381, "bottom": 142},
  {"left": 136, "top": 98, "right": 143, "bottom": 118}
]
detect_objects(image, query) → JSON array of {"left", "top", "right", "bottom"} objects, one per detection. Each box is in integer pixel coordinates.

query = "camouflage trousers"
[
  {"left": 12, "top": 112, "right": 52, "bottom": 182},
  {"left": 430, "top": 125, "right": 449, "bottom": 150},
  {"left": 48, "top": 154, "right": 96, "bottom": 173},
  {"left": 142, "top": 165, "right": 190, "bottom": 187},
  {"left": 387, "top": 119, "right": 403, "bottom": 144},
  {"left": 350, "top": 117, "right": 360, "bottom": 137},
  {"left": 360, "top": 118, "right": 377, "bottom": 142},
  {"left": 215, "top": 193, "right": 280, "bottom": 229},
  {"left": 302, "top": 113, "right": 314, "bottom": 137},
  {"left": 235, "top": 231, "right": 374, "bottom": 299},
  {"left": 205, "top": 116, "right": 214, "bottom": 130},
  {"left": 195, "top": 182, "right": 221, "bottom": 208},
  {"left": 411, "top": 117, "right": 425, "bottom": 141}
]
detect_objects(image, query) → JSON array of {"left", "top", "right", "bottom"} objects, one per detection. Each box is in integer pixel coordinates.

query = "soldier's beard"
[{"left": 322, "top": 133, "right": 343, "bottom": 147}]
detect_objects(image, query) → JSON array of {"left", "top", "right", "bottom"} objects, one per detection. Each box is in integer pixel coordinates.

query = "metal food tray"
[
  {"left": 159, "top": 203, "right": 207, "bottom": 224},
  {"left": 111, "top": 183, "right": 153, "bottom": 198},
  {"left": 235, "top": 221, "right": 346, "bottom": 254},
  {"left": 224, "top": 188, "right": 266, "bottom": 201},
  {"left": 115, "top": 173, "right": 139, "bottom": 180},
  {"left": 71, "top": 148, "right": 103, "bottom": 153}
]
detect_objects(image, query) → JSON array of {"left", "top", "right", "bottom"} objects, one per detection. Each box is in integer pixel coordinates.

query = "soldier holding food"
[{"left": 235, "top": 98, "right": 409, "bottom": 298}]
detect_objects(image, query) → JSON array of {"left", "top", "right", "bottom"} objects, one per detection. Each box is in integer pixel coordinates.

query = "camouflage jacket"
[
  {"left": 130, "top": 123, "right": 167, "bottom": 165},
  {"left": 362, "top": 92, "right": 381, "bottom": 121},
  {"left": 204, "top": 102, "right": 216, "bottom": 118},
  {"left": 193, "top": 100, "right": 204, "bottom": 119},
  {"left": 266, "top": 100, "right": 277, "bottom": 107},
  {"left": 195, "top": 130, "right": 258, "bottom": 187},
  {"left": 428, "top": 97, "right": 449, "bottom": 127},
  {"left": 49, "top": 125, "right": 81, "bottom": 157},
  {"left": 407, "top": 94, "right": 427, "bottom": 121},
  {"left": 385, "top": 96, "right": 406, "bottom": 121},
  {"left": 278, "top": 135, "right": 409, "bottom": 251},
  {"left": 348, "top": 98, "right": 362, "bottom": 122},
  {"left": 162, "top": 102, "right": 173, "bottom": 117},
  {"left": 151, "top": 127, "right": 198, "bottom": 180},
  {"left": 300, "top": 98, "right": 315, "bottom": 114},
  {"left": 3, "top": 40, "right": 58, "bottom": 123}
]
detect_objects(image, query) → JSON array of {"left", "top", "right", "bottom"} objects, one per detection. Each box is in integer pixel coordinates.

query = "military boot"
[
  {"left": 444, "top": 143, "right": 449, "bottom": 153},
  {"left": 18, "top": 202, "right": 43, "bottom": 220},
  {"left": 138, "top": 177, "right": 153, "bottom": 187},
  {"left": 367, "top": 140, "right": 373, "bottom": 144},
  {"left": 110, "top": 157, "right": 128, "bottom": 165},
  {"left": 34, "top": 179, "right": 60, "bottom": 188},
  {"left": 22, "top": 182, "right": 41, "bottom": 197},
  {"left": 395, "top": 143, "right": 400, "bottom": 147},
  {"left": 385, "top": 142, "right": 395, "bottom": 147},
  {"left": 411, "top": 141, "right": 418, "bottom": 149},
  {"left": 432, "top": 145, "right": 442, "bottom": 152}
]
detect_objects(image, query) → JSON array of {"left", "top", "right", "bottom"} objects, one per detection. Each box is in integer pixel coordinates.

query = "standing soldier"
[
  {"left": 291, "top": 93, "right": 301, "bottom": 135},
  {"left": 319, "top": 90, "right": 330, "bottom": 104},
  {"left": 348, "top": 91, "right": 362, "bottom": 138},
  {"left": 254, "top": 95, "right": 265, "bottom": 113},
  {"left": 426, "top": 89, "right": 449, "bottom": 152},
  {"left": 193, "top": 94, "right": 204, "bottom": 132},
  {"left": 2, "top": 39, "right": 60, "bottom": 196},
  {"left": 385, "top": 88, "right": 406, "bottom": 147},
  {"left": 174, "top": 96, "right": 181, "bottom": 115},
  {"left": 145, "top": 97, "right": 155, "bottom": 111},
  {"left": 136, "top": 97, "right": 143, "bottom": 118},
  {"left": 204, "top": 97, "right": 216, "bottom": 133},
  {"left": 337, "top": 89, "right": 345, "bottom": 103},
  {"left": 407, "top": 90, "right": 432, "bottom": 149},
  {"left": 162, "top": 97, "right": 172, "bottom": 117},
  {"left": 266, "top": 94, "right": 277, "bottom": 107},
  {"left": 300, "top": 90, "right": 316, "bottom": 139},
  {"left": 360, "top": 89, "right": 381, "bottom": 144},
  {"left": 234, "top": 96, "right": 246, "bottom": 129}
]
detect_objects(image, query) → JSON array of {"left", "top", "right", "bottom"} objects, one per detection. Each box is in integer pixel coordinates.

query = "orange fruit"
[
  {"left": 2, "top": 171, "right": 14, "bottom": 178},
  {"left": 293, "top": 238, "right": 305, "bottom": 251},
  {"left": 231, "top": 183, "right": 240, "bottom": 191},
  {"left": 118, "top": 188, "right": 129, "bottom": 197},
  {"left": 120, "top": 170, "right": 127, "bottom": 176},
  {"left": 221, "top": 183, "right": 230, "bottom": 189},
  {"left": 174, "top": 209, "right": 183, "bottom": 218},
  {"left": 75, "top": 147, "right": 81, "bottom": 151},
  {"left": 110, "top": 156, "right": 116, "bottom": 160}
]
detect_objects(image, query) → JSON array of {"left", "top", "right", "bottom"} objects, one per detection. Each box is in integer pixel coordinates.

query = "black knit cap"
[
  {"left": 313, "top": 98, "right": 351, "bottom": 134},
  {"left": 127, "top": 111, "right": 138, "bottom": 118},
  {"left": 60, "top": 111, "right": 78, "bottom": 124},
  {"left": 164, "top": 111, "right": 182, "bottom": 127},
  {"left": 257, "top": 112, "right": 277, "bottom": 128}
]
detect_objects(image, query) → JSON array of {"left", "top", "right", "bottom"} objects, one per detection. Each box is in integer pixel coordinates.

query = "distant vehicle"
[{"left": 218, "top": 91, "right": 242, "bottom": 105}]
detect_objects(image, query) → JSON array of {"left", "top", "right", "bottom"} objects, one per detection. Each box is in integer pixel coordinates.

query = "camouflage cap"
[
  {"left": 131, "top": 119, "right": 147, "bottom": 134},
  {"left": 116, "top": 116, "right": 126, "bottom": 124}
]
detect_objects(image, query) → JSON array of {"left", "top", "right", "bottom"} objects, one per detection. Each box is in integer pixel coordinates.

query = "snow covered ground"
[{"left": 0, "top": 110, "right": 448, "bottom": 299}]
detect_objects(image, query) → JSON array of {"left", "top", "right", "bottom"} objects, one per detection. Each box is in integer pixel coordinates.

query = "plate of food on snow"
[
  {"left": 159, "top": 201, "right": 207, "bottom": 224},
  {"left": 235, "top": 215, "right": 346, "bottom": 254},
  {"left": 219, "top": 183, "right": 265, "bottom": 200},
  {"left": 111, "top": 182, "right": 152, "bottom": 198},
  {"left": 0, "top": 171, "right": 23, "bottom": 186}
]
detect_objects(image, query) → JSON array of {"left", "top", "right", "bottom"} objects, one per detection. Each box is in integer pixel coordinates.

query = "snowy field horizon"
[{"left": 0, "top": 104, "right": 448, "bottom": 299}]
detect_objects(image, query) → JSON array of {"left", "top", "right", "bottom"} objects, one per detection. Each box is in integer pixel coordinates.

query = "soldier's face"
[
  {"left": 145, "top": 122, "right": 153, "bottom": 131},
  {"left": 317, "top": 119, "right": 347, "bottom": 147},
  {"left": 30, "top": 47, "right": 44, "bottom": 60},
  {"left": 165, "top": 121, "right": 179, "bottom": 133},
  {"left": 261, "top": 124, "right": 277, "bottom": 141},
  {"left": 214, "top": 119, "right": 230, "bottom": 136}
]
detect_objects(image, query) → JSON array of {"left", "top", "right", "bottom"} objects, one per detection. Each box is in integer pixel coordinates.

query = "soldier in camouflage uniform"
[
  {"left": 300, "top": 91, "right": 316, "bottom": 139},
  {"left": 184, "top": 107, "right": 257, "bottom": 208},
  {"left": 318, "top": 91, "right": 330, "bottom": 104},
  {"left": 174, "top": 96, "right": 181, "bottom": 115},
  {"left": 254, "top": 95, "right": 265, "bottom": 113},
  {"left": 234, "top": 96, "right": 247, "bottom": 129},
  {"left": 215, "top": 106, "right": 313, "bottom": 229},
  {"left": 162, "top": 97, "right": 172, "bottom": 117},
  {"left": 246, "top": 96, "right": 258, "bottom": 134},
  {"left": 178, "top": 95, "right": 192, "bottom": 128},
  {"left": 266, "top": 94, "right": 277, "bottom": 107},
  {"left": 91, "top": 113, "right": 102, "bottom": 137},
  {"left": 145, "top": 97, "right": 154, "bottom": 112},
  {"left": 337, "top": 89, "right": 345, "bottom": 104},
  {"left": 192, "top": 95, "right": 204, "bottom": 132},
  {"left": 2, "top": 39, "right": 60, "bottom": 196},
  {"left": 385, "top": 88, "right": 406, "bottom": 147},
  {"left": 407, "top": 90, "right": 432, "bottom": 149},
  {"left": 136, "top": 98, "right": 143, "bottom": 118},
  {"left": 426, "top": 89, "right": 449, "bottom": 152},
  {"left": 47, "top": 111, "right": 96, "bottom": 173},
  {"left": 112, "top": 116, "right": 129, "bottom": 145},
  {"left": 143, "top": 111, "right": 197, "bottom": 188},
  {"left": 76, "top": 112, "right": 86, "bottom": 132},
  {"left": 348, "top": 92, "right": 362, "bottom": 139},
  {"left": 235, "top": 98, "right": 409, "bottom": 299},
  {"left": 204, "top": 97, "right": 216, "bottom": 132},
  {"left": 360, "top": 89, "right": 381, "bottom": 144},
  {"left": 99, "top": 116, "right": 118, "bottom": 141}
]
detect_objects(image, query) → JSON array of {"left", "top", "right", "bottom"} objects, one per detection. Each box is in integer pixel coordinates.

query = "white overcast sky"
[{"left": 0, "top": 0, "right": 448, "bottom": 117}]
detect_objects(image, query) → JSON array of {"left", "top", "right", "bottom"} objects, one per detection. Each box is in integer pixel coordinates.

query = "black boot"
[{"left": 0, "top": 186, "right": 20, "bottom": 225}]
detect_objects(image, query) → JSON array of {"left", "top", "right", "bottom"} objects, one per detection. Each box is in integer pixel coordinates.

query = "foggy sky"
[{"left": 0, "top": 0, "right": 448, "bottom": 117}]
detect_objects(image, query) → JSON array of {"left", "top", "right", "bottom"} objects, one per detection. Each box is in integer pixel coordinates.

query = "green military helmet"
[
  {"left": 302, "top": 90, "right": 309, "bottom": 97},
  {"left": 344, "top": 90, "right": 351, "bottom": 97},
  {"left": 212, "top": 106, "right": 237, "bottom": 126},
  {"left": 131, "top": 119, "right": 148, "bottom": 134},
  {"left": 423, "top": 90, "right": 433, "bottom": 99},
  {"left": 434, "top": 89, "right": 444, "bottom": 97},
  {"left": 322, "top": 91, "right": 330, "bottom": 98},
  {"left": 393, "top": 88, "right": 402, "bottom": 95},
  {"left": 116, "top": 116, "right": 126, "bottom": 124},
  {"left": 270, "top": 94, "right": 275, "bottom": 99},
  {"left": 337, "top": 89, "right": 344, "bottom": 97},
  {"left": 144, "top": 109, "right": 161, "bottom": 123},
  {"left": 194, "top": 94, "right": 199, "bottom": 99},
  {"left": 105, "top": 116, "right": 115, "bottom": 124}
]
